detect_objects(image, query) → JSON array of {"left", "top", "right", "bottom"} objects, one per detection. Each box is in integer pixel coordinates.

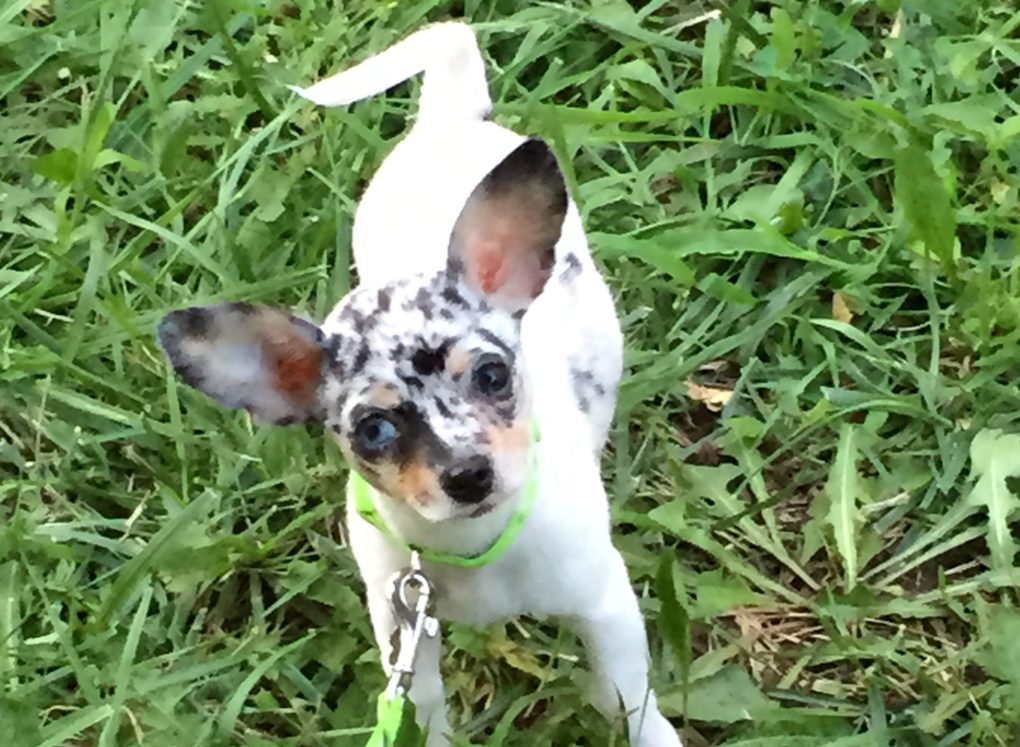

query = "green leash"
[
  {"left": 366, "top": 692, "right": 423, "bottom": 747},
  {"left": 357, "top": 422, "right": 542, "bottom": 744}
]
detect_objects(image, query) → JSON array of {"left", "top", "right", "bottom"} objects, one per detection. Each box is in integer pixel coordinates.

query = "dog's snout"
[{"left": 441, "top": 456, "right": 494, "bottom": 505}]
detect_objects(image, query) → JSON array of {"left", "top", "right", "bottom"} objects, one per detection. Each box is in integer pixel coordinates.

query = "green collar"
[{"left": 347, "top": 422, "right": 540, "bottom": 568}]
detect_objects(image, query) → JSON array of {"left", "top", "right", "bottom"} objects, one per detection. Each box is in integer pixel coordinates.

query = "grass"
[{"left": 2, "top": 0, "right": 1020, "bottom": 744}]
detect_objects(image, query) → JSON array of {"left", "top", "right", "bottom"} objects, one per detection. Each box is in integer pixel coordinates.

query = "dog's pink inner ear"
[{"left": 449, "top": 139, "right": 567, "bottom": 311}]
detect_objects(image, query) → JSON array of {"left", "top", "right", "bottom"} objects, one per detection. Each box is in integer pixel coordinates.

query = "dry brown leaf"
[
  {"left": 685, "top": 379, "right": 734, "bottom": 412},
  {"left": 832, "top": 290, "right": 854, "bottom": 324}
]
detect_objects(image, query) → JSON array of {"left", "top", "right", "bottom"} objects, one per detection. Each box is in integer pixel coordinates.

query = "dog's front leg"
[
  {"left": 566, "top": 552, "right": 682, "bottom": 747},
  {"left": 365, "top": 585, "right": 452, "bottom": 745}
]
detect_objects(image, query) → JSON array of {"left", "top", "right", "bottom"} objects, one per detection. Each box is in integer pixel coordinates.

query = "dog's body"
[{"left": 160, "top": 23, "right": 679, "bottom": 746}]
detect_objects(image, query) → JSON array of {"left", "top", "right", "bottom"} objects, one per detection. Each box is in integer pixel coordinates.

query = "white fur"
[{"left": 295, "top": 23, "right": 678, "bottom": 746}]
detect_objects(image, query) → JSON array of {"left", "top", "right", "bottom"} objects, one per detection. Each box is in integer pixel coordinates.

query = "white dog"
[{"left": 158, "top": 22, "right": 680, "bottom": 746}]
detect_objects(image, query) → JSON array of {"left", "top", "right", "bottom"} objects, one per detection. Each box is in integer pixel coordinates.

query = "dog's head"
[{"left": 159, "top": 139, "right": 567, "bottom": 522}]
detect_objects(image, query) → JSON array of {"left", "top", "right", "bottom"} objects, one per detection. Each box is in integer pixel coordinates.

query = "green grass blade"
[
  {"left": 826, "top": 425, "right": 862, "bottom": 590},
  {"left": 97, "top": 491, "right": 217, "bottom": 626}
]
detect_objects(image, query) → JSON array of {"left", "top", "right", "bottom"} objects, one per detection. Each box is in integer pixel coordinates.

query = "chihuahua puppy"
[{"left": 159, "top": 22, "right": 680, "bottom": 746}]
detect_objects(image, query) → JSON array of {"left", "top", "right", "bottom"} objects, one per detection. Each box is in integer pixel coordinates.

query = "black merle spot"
[
  {"left": 559, "top": 252, "right": 582, "bottom": 284},
  {"left": 401, "top": 375, "right": 424, "bottom": 390},
  {"left": 351, "top": 343, "right": 370, "bottom": 376},
  {"left": 442, "top": 284, "right": 468, "bottom": 309},
  {"left": 434, "top": 396, "right": 452, "bottom": 418},
  {"left": 477, "top": 329, "right": 513, "bottom": 357},
  {"left": 174, "top": 361, "right": 205, "bottom": 389},
  {"left": 570, "top": 367, "right": 602, "bottom": 413},
  {"left": 411, "top": 340, "right": 452, "bottom": 377},
  {"left": 571, "top": 368, "right": 594, "bottom": 386},
  {"left": 295, "top": 316, "right": 325, "bottom": 344},
  {"left": 386, "top": 342, "right": 407, "bottom": 362},
  {"left": 172, "top": 308, "right": 211, "bottom": 338},
  {"left": 377, "top": 287, "right": 392, "bottom": 312},
  {"left": 341, "top": 306, "right": 367, "bottom": 334},
  {"left": 325, "top": 335, "right": 347, "bottom": 374},
  {"left": 414, "top": 286, "right": 434, "bottom": 317}
]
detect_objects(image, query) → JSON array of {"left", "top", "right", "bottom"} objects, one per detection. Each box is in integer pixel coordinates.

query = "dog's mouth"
[{"left": 468, "top": 502, "right": 496, "bottom": 518}]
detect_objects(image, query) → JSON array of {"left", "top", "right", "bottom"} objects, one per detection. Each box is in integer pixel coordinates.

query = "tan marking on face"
[
  {"left": 333, "top": 434, "right": 413, "bottom": 507},
  {"left": 367, "top": 383, "right": 401, "bottom": 409},
  {"left": 398, "top": 459, "right": 440, "bottom": 506},
  {"left": 337, "top": 435, "right": 439, "bottom": 510},
  {"left": 350, "top": 455, "right": 422, "bottom": 508},
  {"left": 486, "top": 420, "right": 529, "bottom": 455},
  {"left": 445, "top": 346, "right": 471, "bottom": 377}
]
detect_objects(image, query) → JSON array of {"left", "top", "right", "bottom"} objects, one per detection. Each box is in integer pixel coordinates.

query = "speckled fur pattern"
[
  {"left": 159, "top": 21, "right": 681, "bottom": 747},
  {"left": 320, "top": 268, "right": 533, "bottom": 522}
]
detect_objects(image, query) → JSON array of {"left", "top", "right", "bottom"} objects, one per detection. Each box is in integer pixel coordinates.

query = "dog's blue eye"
[
  {"left": 473, "top": 359, "right": 511, "bottom": 398},
  {"left": 354, "top": 413, "right": 398, "bottom": 454}
]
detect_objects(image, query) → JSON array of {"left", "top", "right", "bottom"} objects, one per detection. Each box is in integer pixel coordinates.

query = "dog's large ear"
[
  {"left": 157, "top": 303, "right": 325, "bottom": 425},
  {"left": 447, "top": 139, "right": 568, "bottom": 312}
]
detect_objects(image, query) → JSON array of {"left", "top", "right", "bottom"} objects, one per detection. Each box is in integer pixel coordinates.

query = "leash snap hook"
[{"left": 385, "top": 552, "right": 439, "bottom": 698}]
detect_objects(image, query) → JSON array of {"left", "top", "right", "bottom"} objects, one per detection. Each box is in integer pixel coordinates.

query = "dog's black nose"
[{"left": 441, "top": 456, "right": 494, "bottom": 505}]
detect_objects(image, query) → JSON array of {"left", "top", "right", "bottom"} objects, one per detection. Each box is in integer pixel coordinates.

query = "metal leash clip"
[{"left": 385, "top": 552, "right": 439, "bottom": 698}]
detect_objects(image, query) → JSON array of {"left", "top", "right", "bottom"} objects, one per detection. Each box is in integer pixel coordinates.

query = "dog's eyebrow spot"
[
  {"left": 445, "top": 345, "right": 471, "bottom": 377},
  {"left": 368, "top": 383, "right": 401, "bottom": 409}
]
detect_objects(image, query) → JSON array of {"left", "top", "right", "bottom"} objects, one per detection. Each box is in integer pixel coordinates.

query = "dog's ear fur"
[
  {"left": 157, "top": 303, "right": 325, "bottom": 425},
  {"left": 448, "top": 139, "right": 567, "bottom": 312}
]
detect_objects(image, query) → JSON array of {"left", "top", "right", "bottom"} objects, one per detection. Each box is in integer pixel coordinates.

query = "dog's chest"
[
  {"left": 424, "top": 497, "right": 611, "bottom": 626},
  {"left": 429, "top": 556, "right": 574, "bottom": 626}
]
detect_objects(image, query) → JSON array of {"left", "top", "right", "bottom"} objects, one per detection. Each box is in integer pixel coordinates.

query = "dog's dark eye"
[
  {"left": 473, "top": 358, "right": 511, "bottom": 398},
  {"left": 353, "top": 413, "right": 398, "bottom": 455}
]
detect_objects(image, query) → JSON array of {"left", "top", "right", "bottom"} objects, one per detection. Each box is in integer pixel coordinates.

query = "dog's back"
[{"left": 294, "top": 23, "right": 623, "bottom": 452}]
